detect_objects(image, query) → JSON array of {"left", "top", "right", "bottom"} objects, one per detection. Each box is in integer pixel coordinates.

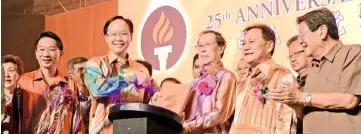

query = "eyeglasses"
[
  {"left": 235, "top": 66, "right": 250, "bottom": 72},
  {"left": 288, "top": 50, "right": 305, "bottom": 59},
  {"left": 297, "top": 30, "right": 311, "bottom": 39},
  {"left": 36, "top": 47, "right": 60, "bottom": 54},
  {"left": 107, "top": 32, "right": 129, "bottom": 38},
  {"left": 194, "top": 42, "right": 216, "bottom": 50}
]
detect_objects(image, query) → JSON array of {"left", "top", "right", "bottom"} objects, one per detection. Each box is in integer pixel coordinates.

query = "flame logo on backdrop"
[
  {"left": 153, "top": 12, "right": 174, "bottom": 45},
  {"left": 141, "top": 6, "right": 187, "bottom": 71}
]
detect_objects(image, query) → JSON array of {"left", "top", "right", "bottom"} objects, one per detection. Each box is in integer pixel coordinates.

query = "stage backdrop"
[
  {"left": 44, "top": 0, "right": 360, "bottom": 84},
  {"left": 118, "top": 0, "right": 361, "bottom": 84}
]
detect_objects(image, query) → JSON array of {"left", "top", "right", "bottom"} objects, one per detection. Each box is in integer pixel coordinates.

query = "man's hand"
[
  {"left": 151, "top": 92, "right": 162, "bottom": 103},
  {"left": 134, "top": 70, "right": 151, "bottom": 87},
  {"left": 267, "top": 81, "right": 303, "bottom": 104}
]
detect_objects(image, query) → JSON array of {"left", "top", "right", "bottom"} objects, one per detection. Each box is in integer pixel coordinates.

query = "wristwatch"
[{"left": 304, "top": 92, "right": 312, "bottom": 106}]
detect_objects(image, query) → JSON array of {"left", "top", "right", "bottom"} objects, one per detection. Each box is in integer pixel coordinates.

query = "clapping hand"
[{"left": 267, "top": 81, "right": 301, "bottom": 104}]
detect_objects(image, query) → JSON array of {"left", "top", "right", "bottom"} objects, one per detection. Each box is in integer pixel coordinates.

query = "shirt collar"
[
  {"left": 296, "top": 75, "right": 307, "bottom": 87},
  {"left": 323, "top": 41, "right": 343, "bottom": 63},
  {"left": 107, "top": 52, "right": 129, "bottom": 64},
  {"left": 311, "top": 59, "right": 321, "bottom": 68},
  {"left": 251, "top": 58, "right": 276, "bottom": 77},
  {"left": 33, "top": 69, "right": 67, "bottom": 84},
  {"left": 202, "top": 61, "right": 224, "bottom": 76}
]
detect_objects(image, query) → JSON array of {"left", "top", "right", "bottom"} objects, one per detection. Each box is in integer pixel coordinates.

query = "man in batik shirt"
[
  {"left": 231, "top": 24, "right": 297, "bottom": 134},
  {"left": 183, "top": 30, "right": 237, "bottom": 133},
  {"left": 84, "top": 16, "right": 152, "bottom": 134},
  {"left": 10, "top": 31, "right": 84, "bottom": 134}
]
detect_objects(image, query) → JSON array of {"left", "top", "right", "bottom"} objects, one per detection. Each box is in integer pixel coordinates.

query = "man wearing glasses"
[
  {"left": 268, "top": 8, "right": 361, "bottom": 134},
  {"left": 286, "top": 35, "right": 312, "bottom": 89},
  {"left": 10, "top": 31, "right": 84, "bottom": 133},
  {"left": 84, "top": 16, "right": 151, "bottom": 134},
  {"left": 286, "top": 35, "right": 312, "bottom": 134}
]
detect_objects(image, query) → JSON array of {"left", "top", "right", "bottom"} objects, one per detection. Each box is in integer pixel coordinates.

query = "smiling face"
[
  {"left": 196, "top": 33, "right": 224, "bottom": 67},
  {"left": 298, "top": 22, "right": 323, "bottom": 58},
  {"left": 105, "top": 19, "right": 132, "bottom": 56},
  {"left": 35, "top": 37, "right": 62, "bottom": 69},
  {"left": 241, "top": 28, "right": 273, "bottom": 67}
]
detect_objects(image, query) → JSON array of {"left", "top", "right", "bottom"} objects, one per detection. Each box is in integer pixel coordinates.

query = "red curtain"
[{"left": 45, "top": 0, "right": 118, "bottom": 73}]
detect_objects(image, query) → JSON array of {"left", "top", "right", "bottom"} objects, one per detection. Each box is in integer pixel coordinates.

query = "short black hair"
[
  {"left": 243, "top": 24, "right": 276, "bottom": 55},
  {"left": 1, "top": 55, "right": 24, "bottom": 75},
  {"left": 34, "top": 31, "right": 63, "bottom": 51},
  {"left": 103, "top": 16, "right": 134, "bottom": 35},
  {"left": 67, "top": 57, "right": 88, "bottom": 74},
  {"left": 135, "top": 60, "right": 152, "bottom": 77},
  {"left": 192, "top": 54, "right": 199, "bottom": 68},
  {"left": 160, "top": 77, "right": 181, "bottom": 87}
]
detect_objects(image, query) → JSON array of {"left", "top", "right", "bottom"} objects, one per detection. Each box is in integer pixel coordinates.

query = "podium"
[{"left": 108, "top": 103, "right": 183, "bottom": 134}]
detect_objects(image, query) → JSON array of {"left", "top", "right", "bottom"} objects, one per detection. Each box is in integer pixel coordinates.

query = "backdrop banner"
[{"left": 118, "top": 0, "right": 361, "bottom": 84}]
